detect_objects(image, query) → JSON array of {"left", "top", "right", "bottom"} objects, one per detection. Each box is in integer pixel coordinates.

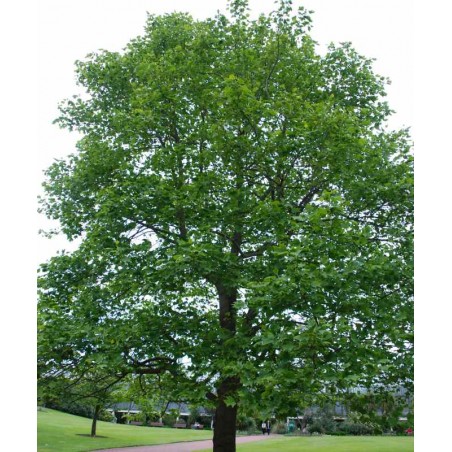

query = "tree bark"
[
  {"left": 217, "top": 283, "right": 237, "bottom": 331},
  {"left": 213, "top": 377, "right": 239, "bottom": 452},
  {"left": 91, "top": 404, "right": 101, "bottom": 437},
  {"left": 213, "top": 282, "right": 240, "bottom": 451}
]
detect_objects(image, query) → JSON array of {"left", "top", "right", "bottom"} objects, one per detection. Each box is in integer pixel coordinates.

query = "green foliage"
[
  {"left": 38, "top": 0, "right": 413, "bottom": 444},
  {"left": 123, "top": 374, "right": 182, "bottom": 424},
  {"left": 133, "top": 398, "right": 160, "bottom": 423},
  {"left": 344, "top": 390, "right": 411, "bottom": 431},
  {"left": 162, "top": 411, "right": 179, "bottom": 427},
  {"left": 307, "top": 423, "right": 324, "bottom": 435},
  {"left": 273, "top": 421, "right": 289, "bottom": 434},
  {"left": 37, "top": 364, "right": 123, "bottom": 433},
  {"left": 43, "top": 399, "right": 94, "bottom": 420},
  {"left": 236, "top": 412, "right": 257, "bottom": 432},
  {"left": 98, "top": 409, "right": 116, "bottom": 422},
  {"left": 337, "top": 421, "right": 381, "bottom": 436},
  {"left": 188, "top": 406, "right": 203, "bottom": 425},
  {"left": 307, "top": 405, "right": 336, "bottom": 434},
  {"left": 124, "top": 412, "right": 146, "bottom": 424}
]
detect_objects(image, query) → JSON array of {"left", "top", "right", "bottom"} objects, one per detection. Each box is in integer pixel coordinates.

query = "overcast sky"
[{"left": 36, "top": 0, "right": 413, "bottom": 265}]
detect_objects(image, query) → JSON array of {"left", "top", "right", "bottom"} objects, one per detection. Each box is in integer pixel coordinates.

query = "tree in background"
[
  {"left": 38, "top": 364, "right": 121, "bottom": 437},
  {"left": 125, "top": 373, "right": 183, "bottom": 424},
  {"left": 38, "top": 0, "right": 413, "bottom": 450},
  {"left": 343, "top": 389, "right": 410, "bottom": 432}
]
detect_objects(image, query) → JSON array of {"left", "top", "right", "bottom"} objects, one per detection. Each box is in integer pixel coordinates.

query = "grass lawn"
[
  {"left": 200, "top": 435, "right": 414, "bottom": 452},
  {"left": 37, "top": 408, "right": 212, "bottom": 452},
  {"left": 39, "top": 409, "right": 414, "bottom": 452}
]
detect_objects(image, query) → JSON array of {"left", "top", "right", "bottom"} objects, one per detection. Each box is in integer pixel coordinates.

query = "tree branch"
[
  {"left": 240, "top": 241, "right": 277, "bottom": 259},
  {"left": 134, "top": 219, "right": 179, "bottom": 244},
  {"left": 297, "top": 186, "right": 322, "bottom": 212}
]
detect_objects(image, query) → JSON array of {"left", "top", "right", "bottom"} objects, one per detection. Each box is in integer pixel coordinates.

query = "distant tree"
[
  {"left": 38, "top": 0, "right": 413, "bottom": 450},
  {"left": 38, "top": 364, "right": 121, "bottom": 437},
  {"left": 344, "top": 389, "right": 408, "bottom": 431},
  {"left": 125, "top": 373, "right": 183, "bottom": 424}
]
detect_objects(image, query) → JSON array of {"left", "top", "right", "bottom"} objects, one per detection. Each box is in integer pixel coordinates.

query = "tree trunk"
[
  {"left": 91, "top": 404, "right": 101, "bottom": 437},
  {"left": 213, "top": 282, "right": 240, "bottom": 451},
  {"left": 213, "top": 377, "right": 239, "bottom": 452}
]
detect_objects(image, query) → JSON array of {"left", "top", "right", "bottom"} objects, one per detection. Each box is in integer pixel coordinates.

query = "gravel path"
[{"left": 97, "top": 434, "right": 276, "bottom": 451}]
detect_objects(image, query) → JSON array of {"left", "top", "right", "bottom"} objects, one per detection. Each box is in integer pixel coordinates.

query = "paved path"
[{"left": 98, "top": 434, "right": 276, "bottom": 451}]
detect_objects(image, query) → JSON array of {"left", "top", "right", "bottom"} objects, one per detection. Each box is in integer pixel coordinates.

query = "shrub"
[
  {"left": 308, "top": 422, "right": 325, "bottom": 434},
  {"left": 200, "top": 415, "right": 213, "bottom": 429},
  {"left": 45, "top": 400, "right": 93, "bottom": 419},
  {"left": 162, "top": 413, "right": 178, "bottom": 427},
  {"left": 393, "top": 421, "right": 410, "bottom": 435},
  {"left": 236, "top": 414, "right": 256, "bottom": 432},
  {"left": 188, "top": 407, "right": 202, "bottom": 426},
  {"left": 272, "top": 422, "right": 288, "bottom": 434},
  {"left": 338, "top": 421, "right": 381, "bottom": 435},
  {"left": 98, "top": 409, "right": 116, "bottom": 422},
  {"left": 306, "top": 404, "right": 338, "bottom": 434},
  {"left": 147, "top": 411, "right": 161, "bottom": 422},
  {"left": 307, "top": 416, "right": 336, "bottom": 434},
  {"left": 123, "top": 412, "right": 146, "bottom": 424}
]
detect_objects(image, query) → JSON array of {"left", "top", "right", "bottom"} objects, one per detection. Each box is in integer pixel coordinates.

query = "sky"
[{"left": 5, "top": 0, "right": 451, "bottom": 447}]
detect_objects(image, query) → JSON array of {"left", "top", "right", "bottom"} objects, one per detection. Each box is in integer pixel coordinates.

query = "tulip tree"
[{"left": 38, "top": 1, "right": 413, "bottom": 450}]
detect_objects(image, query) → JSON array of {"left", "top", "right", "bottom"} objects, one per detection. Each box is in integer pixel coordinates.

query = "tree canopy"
[{"left": 38, "top": 1, "right": 413, "bottom": 450}]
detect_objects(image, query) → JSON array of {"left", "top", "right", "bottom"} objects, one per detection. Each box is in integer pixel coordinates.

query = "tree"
[
  {"left": 38, "top": 1, "right": 413, "bottom": 450},
  {"left": 38, "top": 363, "right": 121, "bottom": 437},
  {"left": 343, "top": 388, "right": 410, "bottom": 432},
  {"left": 125, "top": 373, "right": 184, "bottom": 424}
]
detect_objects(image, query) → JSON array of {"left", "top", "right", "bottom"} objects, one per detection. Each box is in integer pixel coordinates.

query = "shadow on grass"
[{"left": 76, "top": 434, "right": 109, "bottom": 438}]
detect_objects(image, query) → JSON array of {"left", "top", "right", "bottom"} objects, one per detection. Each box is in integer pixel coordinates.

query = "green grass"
[
  {"left": 38, "top": 409, "right": 414, "bottom": 452},
  {"left": 38, "top": 408, "right": 212, "bottom": 452},
  {"left": 200, "top": 435, "right": 414, "bottom": 452}
]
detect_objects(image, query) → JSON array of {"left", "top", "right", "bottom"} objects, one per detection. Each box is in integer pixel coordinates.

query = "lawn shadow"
[{"left": 76, "top": 434, "right": 108, "bottom": 438}]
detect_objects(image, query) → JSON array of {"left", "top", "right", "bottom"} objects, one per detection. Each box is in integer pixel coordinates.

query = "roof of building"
[{"left": 108, "top": 401, "right": 211, "bottom": 416}]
